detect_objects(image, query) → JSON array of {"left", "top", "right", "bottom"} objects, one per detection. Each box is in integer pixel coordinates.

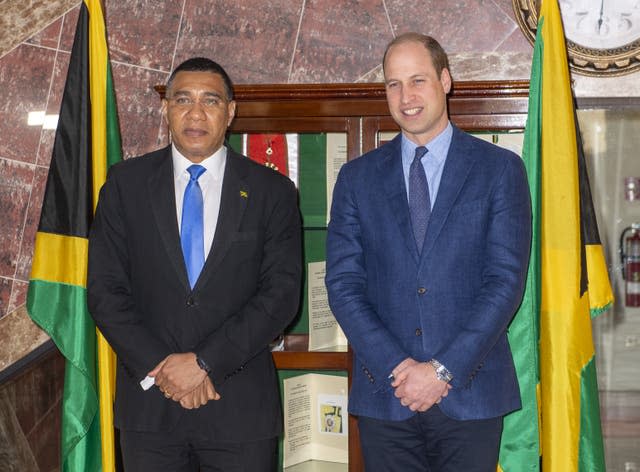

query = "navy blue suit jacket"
[{"left": 326, "top": 127, "right": 531, "bottom": 421}]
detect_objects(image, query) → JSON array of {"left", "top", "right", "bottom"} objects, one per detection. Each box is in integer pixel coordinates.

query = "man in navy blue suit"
[{"left": 326, "top": 33, "right": 531, "bottom": 471}]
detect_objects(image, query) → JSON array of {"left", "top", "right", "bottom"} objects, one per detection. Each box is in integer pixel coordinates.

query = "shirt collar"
[
  {"left": 401, "top": 122, "right": 453, "bottom": 167},
  {"left": 172, "top": 144, "right": 227, "bottom": 181}
]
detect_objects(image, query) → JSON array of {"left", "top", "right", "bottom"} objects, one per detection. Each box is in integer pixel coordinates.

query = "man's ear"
[
  {"left": 440, "top": 68, "right": 452, "bottom": 94},
  {"left": 161, "top": 99, "right": 168, "bottom": 123},
  {"left": 227, "top": 100, "right": 237, "bottom": 126}
]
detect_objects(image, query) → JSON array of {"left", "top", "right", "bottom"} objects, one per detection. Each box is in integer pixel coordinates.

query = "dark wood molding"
[
  {"left": 155, "top": 80, "right": 529, "bottom": 101},
  {"left": 154, "top": 80, "right": 531, "bottom": 131}
]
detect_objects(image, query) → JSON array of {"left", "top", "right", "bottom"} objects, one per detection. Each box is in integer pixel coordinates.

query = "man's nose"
[
  {"left": 399, "top": 85, "right": 413, "bottom": 104},
  {"left": 186, "top": 101, "right": 206, "bottom": 119}
]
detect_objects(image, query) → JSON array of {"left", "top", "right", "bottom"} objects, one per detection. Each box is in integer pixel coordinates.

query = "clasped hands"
[
  {"left": 391, "top": 358, "right": 452, "bottom": 412},
  {"left": 148, "top": 352, "right": 220, "bottom": 410}
]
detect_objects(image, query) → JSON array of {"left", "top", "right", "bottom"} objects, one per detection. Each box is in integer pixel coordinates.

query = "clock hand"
[{"left": 598, "top": 0, "right": 604, "bottom": 33}]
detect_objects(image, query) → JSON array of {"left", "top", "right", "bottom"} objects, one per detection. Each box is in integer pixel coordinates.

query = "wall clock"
[{"left": 513, "top": 0, "right": 640, "bottom": 76}]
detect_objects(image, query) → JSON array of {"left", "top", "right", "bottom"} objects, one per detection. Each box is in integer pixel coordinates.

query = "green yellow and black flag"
[
  {"left": 499, "top": 1, "right": 614, "bottom": 471},
  {"left": 27, "top": 0, "right": 121, "bottom": 470}
]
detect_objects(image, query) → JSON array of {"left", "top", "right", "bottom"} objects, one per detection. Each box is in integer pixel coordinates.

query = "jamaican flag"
[
  {"left": 27, "top": 0, "right": 121, "bottom": 470},
  {"left": 499, "top": 1, "right": 614, "bottom": 471}
]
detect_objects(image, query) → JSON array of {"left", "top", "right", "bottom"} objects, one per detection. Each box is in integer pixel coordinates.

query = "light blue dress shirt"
[{"left": 401, "top": 122, "right": 453, "bottom": 209}]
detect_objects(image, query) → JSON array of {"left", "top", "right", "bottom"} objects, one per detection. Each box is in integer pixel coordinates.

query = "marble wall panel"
[
  {"left": 26, "top": 18, "right": 63, "bottom": 50},
  {"left": 36, "top": 51, "right": 70, "bottom": 169},
  {"left": 449, "top": 51, "right": 532, "bottom": 81},
  {"left": 496, "top": 27, "right": 533, "bottom": 53},
  {"left": 0, "top": 45, "right": 55, "bottom": 165},
  {"left": 8, "top": 281, "right": 28, "bottom": 315},
  {"left": 104, "top": 0, "right": 183, "bottom": 72},
  {"left": 0, "top": 278, "right": 11, "bottom": 320},
  {"left": 575, "top": 74, "right": 640, "bottom": 98},
  {"left": 14, "top": 167, "right": 48, "bottom": 283},
  {"left": 111, "top": 63, "right": 169, "bottom": 158},
  {"left": 0, "top": 307, "right": 50, "bottom": 372},
  {"left": 58, "top": 5, "right": 80, "bottom": 54},
  {"left": 0, "top": 158, "right": 35, "bottom": 282},
  {"left": 175, "top": 0, "right": 304, "bottom": 83},
  {"left": 290, "top": 0, "right": 392, "bottom": 83},
  {"left": 385, "top": 0, "right": 520, "bottom": 54},
  {"left": 0, "top": 0, "right": 78, "bottom": 58}
]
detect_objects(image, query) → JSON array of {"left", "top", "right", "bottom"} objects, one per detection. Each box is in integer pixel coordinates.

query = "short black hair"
[{"left": 166, "top": 57, "right": 234, "bottom": 101}]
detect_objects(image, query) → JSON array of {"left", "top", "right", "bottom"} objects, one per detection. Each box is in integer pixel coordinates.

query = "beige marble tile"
[
  {"left": 289, "top": 0, "right": 391, "bottom": 83},
  {"left": 111, "top": 62, "right": 168, "bottom": 159},
  {"left": 104, "top": 0, "right": 182, "bottom": 72},
  {"left": 0, "top": 159, "right": 36, "bottom": 280},
  {"left": 0, "top": 306, "right": 49, "bottom": 373},
  {"left": 0, "top": 44, "right": 55, "bottom": 165},
  {"left": 385, "top": 0, "right": 521, "bottom": 54},
  {"left": 176, "top": 0, "right": 304, "bottom": 84},
  {"left": 0, "top": 0, "right": 78, "bottom": 58},
  {"left": 575, "top": 74, "right": 640, "bottom": 98}
]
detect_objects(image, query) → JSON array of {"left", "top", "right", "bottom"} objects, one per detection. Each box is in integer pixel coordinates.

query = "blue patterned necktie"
[
  {"left": 409, "top": 146, "right": 431, "bottom": 252},
  {"left": 181, "top": 164, "right": 206, "bottom": 288}
]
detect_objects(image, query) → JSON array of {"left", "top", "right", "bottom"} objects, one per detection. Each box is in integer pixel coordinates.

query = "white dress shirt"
[{"left": 172, "top": 144, "right": 227, "bottom": 259}]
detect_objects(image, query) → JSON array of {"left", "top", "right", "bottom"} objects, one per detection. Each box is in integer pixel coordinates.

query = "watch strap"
[
  {"left": 429, "top": 358, "right": 453, "bottom": 383},
  {"left": 196, "top": 355, "right": 211, "bottom": 374}
]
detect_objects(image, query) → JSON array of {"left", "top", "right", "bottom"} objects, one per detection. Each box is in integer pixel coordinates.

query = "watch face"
[{"left": 513, "top": 0, "right": 640, "bottom": 76}]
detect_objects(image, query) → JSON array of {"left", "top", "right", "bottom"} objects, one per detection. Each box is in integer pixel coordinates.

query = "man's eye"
[
  {"left": 175, "top": 97, "right": 192, "bottom": 105},
  {"left": 202, "top": 98, "right": 219, "bottom": 107}
]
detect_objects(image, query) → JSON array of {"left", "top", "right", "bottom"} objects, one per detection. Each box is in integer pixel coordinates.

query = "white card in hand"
[{"left": 140, "top": 375, "right": 155, "bottom": 391}]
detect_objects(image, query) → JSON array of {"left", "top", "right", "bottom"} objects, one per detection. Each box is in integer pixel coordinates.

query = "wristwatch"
[
  {"left": 429, "top": 359, "right": 453, "bottom": 383},
  {"left": 196, "top": 355, "right": 211, "bottom": 374}
]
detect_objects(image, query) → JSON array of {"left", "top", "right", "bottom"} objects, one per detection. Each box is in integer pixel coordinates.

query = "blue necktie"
[
  {"left": 409, "top": 146, "right": 430, "bottom": 252},
  {"left": 181, "top": 164, "right": 206, "bottom": 288}
]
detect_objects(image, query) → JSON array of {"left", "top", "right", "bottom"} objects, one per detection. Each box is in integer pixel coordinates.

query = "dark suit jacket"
[
  {"left": 326, "top": 127, "right": 531, "bottom": 421},
  {"left": 88, "top": 146, "right": 301, "bottom": 440}
]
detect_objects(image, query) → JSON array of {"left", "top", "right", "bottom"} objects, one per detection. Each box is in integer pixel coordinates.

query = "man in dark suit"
[
  {"left": 88, "top": 57, "right": 301, "bottom": 471},
  {"left": 325, "top": 34, "right": 532, "bottom": 471}
]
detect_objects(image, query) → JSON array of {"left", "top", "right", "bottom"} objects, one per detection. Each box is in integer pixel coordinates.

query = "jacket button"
[
  {"left": 415, "top": 328, "right": 422, "bottom": 336},
  {"left": 186, "top": 297, "right": 195, "bottom": 307},
  {"left": 417, "top": 287, "right": 426, "bottom": 295}
]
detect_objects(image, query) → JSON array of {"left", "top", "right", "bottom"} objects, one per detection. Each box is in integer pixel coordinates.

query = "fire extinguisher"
[{"left": 620, "top": 224, "right": 640, "bottom": 307}]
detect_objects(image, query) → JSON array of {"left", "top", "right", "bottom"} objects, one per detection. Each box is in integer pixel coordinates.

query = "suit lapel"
[
  {"left": 380, "top": 135, "right": 420, "bottom": 263},
  {"left": 194, "top": 151, "right": 249, "bottom": 289},
  {"left": 148, "top": 147, "right": 191, "bottom": 290},
  {"left": 421, "top": 128, "right": 475, "bottom": 260}
]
